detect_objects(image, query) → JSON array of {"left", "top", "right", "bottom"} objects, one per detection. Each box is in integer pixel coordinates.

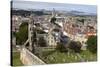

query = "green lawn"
[
  {"left": 12, "top": 52, "right": 23, "bottom": 66},
  {"left": 38, "top": 49, "right": 97, "bottom": 64}
]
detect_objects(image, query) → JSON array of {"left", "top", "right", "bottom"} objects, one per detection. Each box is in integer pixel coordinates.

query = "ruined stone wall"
[{"left": 20, "top": 47, "right": 45, "bottom": 65}]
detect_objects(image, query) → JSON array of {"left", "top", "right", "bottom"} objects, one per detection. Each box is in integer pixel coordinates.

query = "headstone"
[
  {"left": 63, "top": 59, "right": 66, "bottom": 62},
  {"left": 75, "top": 56, "right": 78, "bottom": 60}
]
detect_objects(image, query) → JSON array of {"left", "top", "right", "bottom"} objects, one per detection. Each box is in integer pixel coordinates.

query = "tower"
[{"left": 52, "top": 8, "right": 56, "bottom": 17}]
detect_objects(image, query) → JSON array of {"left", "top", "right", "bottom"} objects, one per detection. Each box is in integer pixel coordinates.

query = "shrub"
[{"left": 56, "top": 43, "right": 68, "bottom": 52}]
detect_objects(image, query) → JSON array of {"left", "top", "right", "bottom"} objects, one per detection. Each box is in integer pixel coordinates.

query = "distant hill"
[
  {"left": 11, "top": 8, "right": 97, "bottom": 17},
  {"left": 11, "top": 8, "right": 51, "bottom": 17},
  {"left": 65, "top": 10, "right": 97, "bottom": 16}
]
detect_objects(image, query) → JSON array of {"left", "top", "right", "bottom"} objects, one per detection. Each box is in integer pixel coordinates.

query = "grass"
[
  {"left": 12, "top": 52, "right": 23, "bottom": 66},
  {"left": 41, "top": 51, "right": 80, "bottom": 64},
  {"left": 80, "top": 50, "right": 97, "bottom": 61},
  {"left": 38, "top": 49, "right": 97, "bottom": 64}
]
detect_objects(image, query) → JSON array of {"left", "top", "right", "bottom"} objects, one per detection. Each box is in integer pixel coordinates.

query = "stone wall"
[{"left": 20, "top": 47, "right": 45, "bottom": 65}]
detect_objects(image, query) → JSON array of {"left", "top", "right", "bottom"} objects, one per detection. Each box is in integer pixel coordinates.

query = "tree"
[
  {"left": 81, "top": 19, "right": 84, "bottom": 25},
  {"left": 68, "top": 41, "right": 82, "bottom": 53},
  {"left": 77, "top": 19, "right": 84, "bottom": 25},
  {"left": 50, "top": 17, "right": 56, "bottom": 23},
  {"left": 87, "top": 36, "right": 97, "bottom": 53},
  {"left": 38, "top": 37, "right": 47, "bottom": 47},
  {"left": 16, "top": 23, "right": 28, "bottom": 45}
]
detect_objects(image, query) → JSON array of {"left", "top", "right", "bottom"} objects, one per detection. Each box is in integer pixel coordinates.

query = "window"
[{"left": 51, "top": 40, "right": 54, "bottom": 43}]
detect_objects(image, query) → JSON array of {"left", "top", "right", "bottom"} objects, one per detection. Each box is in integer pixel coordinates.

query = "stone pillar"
[{"left": 28, "top": 16, "right": 34, "bottom": 51}]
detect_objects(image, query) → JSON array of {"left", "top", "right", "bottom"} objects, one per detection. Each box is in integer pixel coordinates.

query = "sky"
[{"left": 12, "top": 1, "right": 97, "bottom": 14}]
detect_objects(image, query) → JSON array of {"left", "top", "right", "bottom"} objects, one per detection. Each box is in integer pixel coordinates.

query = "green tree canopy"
[
  {"left": 68, "top": 41, "right": 82, "bottom": 53},
  {"left": 16, "top": 23, "right": 28, "bottom": 45},
  {"left": 50, "top": 17, "right": 56, "bottom": 23},
  {"left": 87, "top": 36, "right": 97, "bottom": 53}
]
